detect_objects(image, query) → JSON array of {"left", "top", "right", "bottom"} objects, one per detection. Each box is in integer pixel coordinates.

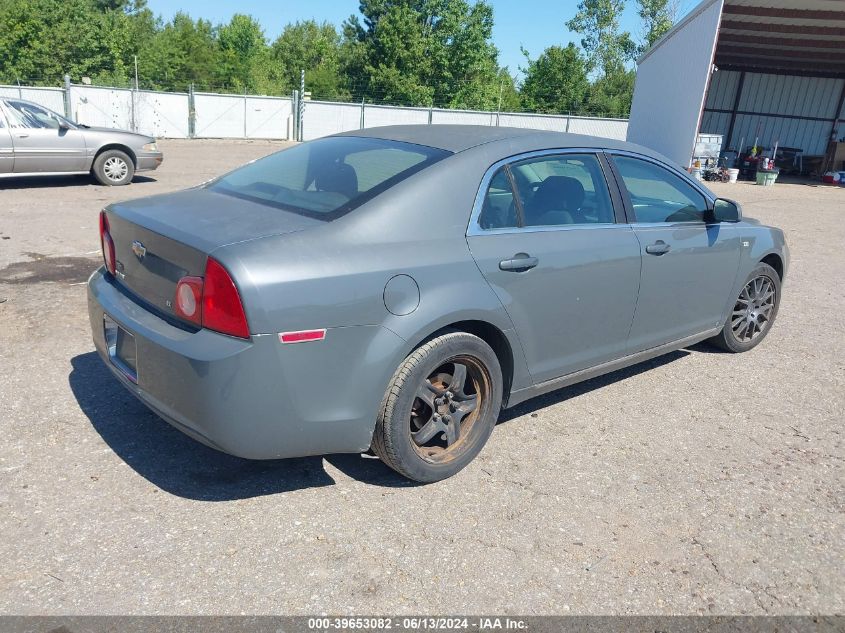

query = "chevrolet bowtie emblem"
[{"left": 131, "top": 240, "right": 146, "bottom": 260}]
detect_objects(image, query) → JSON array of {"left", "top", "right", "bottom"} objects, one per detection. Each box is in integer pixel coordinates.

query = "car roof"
[{"left": 335, "top": 124, "right": 659, "bottom": 159}]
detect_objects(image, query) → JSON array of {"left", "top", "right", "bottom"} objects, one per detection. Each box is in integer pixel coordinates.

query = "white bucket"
[{"left": 727, "top": 168, "right": 739, "bottom": 183}]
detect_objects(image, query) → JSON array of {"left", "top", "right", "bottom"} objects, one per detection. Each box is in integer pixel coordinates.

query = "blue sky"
[{"left": 145, "top": 0, "right": 698, "bottom": 77}]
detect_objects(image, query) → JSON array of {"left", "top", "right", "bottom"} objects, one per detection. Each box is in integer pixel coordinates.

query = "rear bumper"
[
  {"left": 87, "top": 268, "right": 400, "bottom": 459},
  {"left": 136, "top": 151, "right": 163, "bottom": 172}
]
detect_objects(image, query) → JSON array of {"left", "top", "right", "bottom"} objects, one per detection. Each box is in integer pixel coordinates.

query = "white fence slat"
[
  {"left": 364, "top": 104, "right": 429, "bottom": 128},
  {"left": 0, "top": 86, "right": 66, "bottom": 113},
  {"left": 134, "top": 90, "right": 189, "bottom": 138},
  {"left": 302, "top": 101, "right": 361, "bottom": 140},
  {"left": 245, "top": 96, "right": 292, "bottom": 139}
]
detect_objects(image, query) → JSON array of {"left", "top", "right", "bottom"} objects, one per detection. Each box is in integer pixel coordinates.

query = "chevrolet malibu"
[{"left": 87, "top": 126, "right": 788, "bottom": 482}]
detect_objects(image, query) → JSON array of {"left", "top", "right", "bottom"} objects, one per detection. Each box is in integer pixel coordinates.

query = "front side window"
[
  {"left": 613, "top": 155, "right": 708, "bottom": 223},
  {"left": 5, "top": 100, "right": 64, "bottom": 129},
  {"left": 208, "top": 136, "right": 450, "bottom": 220}
]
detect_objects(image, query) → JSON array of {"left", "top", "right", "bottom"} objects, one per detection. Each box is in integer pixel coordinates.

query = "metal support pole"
[
  {"left": 132, "top": 55, "right": 139, "bottom": 133},
  {"left": 63, "top": 74, "right": 72, "bottom": 119},
  {"left": 292, "top": 90, "right": 299, "bottom": 141},
  {"left": 188, "top": 83, "right": 196, "bottom": 138},
  {"left": 360, "top": 97, "right": 365, "bottom": 129},
  {"left": 725, "top": 71, "right": 746, "bottom": 151},
  {"left": 298, "top": 70, "right": 305, "bottom": 141},
  {"left": 428, "top": 106, "right": 433, "bottom": 125},
  {"left": 130, "top": 86, "right": 136, "bottom": 133},
  {"left": 16, "top": 79, "right": 22, "bottom": 99},
  {"left": 495, "top": 77, "right": 503, "bottom": 127},
  {"left": 243, "top": 92, "right": 248, "bottom": 138}
]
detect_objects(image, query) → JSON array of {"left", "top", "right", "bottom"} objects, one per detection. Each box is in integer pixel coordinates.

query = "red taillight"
[
  {"left": 99, "top": 211, "right": 116, "bottom": 275},
  {"left": 203, "top": 257, "right": 250, "bottom": 338},
  {"left": 173, "top": 257, "right": 249, "bottom": 339},
  {"left": 174, "top": 276, "right": 203, "bottom": 326}
]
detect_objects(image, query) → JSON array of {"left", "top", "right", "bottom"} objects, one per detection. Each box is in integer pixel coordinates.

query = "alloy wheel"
[
  {"left": 731, "top": 275, "right": 776, "bottom": 342},
  {"left": 409, "top": 357, "right": 488, "bottom": 463}
]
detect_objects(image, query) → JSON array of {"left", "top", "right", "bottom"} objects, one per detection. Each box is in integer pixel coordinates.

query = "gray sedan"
[
  {"left": 0, "top": 98, "right": 162, "bottom": 185},
  {"left": 87, "top": 126, "right": 788, "bottom": 482}
]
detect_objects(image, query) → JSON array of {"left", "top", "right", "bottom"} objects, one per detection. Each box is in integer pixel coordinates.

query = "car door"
[
  {"left": 608, "top": 152, "right": 742, "bottom": 353},
  {"left": 4, "top": 99, "right": 87, "bottom": 173},
  {"left": 467, "top": 151, "right": 641, "bottom": 384},
  {"left": 0, "top": 105, "right": 12, "bottom": 173}
]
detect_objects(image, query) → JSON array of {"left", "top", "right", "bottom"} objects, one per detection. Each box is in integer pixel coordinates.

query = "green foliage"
[
  {"left": 586, "top": 66, "right": 635, "bottom": 117},
  {"left": 520, "top": 44, "right": 590, "bottom": 114},
  {"left": 0, "top": 0, "right": 673, "bottom": 116},
  {"left": 566, "top": 0, "right": 635, "bottom": 77},
  {"left": 636, "top": 0, "right": 675, "bottom": 54},
  {"left": 341, "top": 0, "right": 503, "bottom": 109},
  {"left": 270, "top": 21, "right": 347, "bottom": 99}
]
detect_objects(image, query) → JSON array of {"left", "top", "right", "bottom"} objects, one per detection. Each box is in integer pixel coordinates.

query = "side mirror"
[
  {"left": 711, "top": 198, "right": 741, "bottom": 223},
  {"left": 58, "top": 120, "right": 70, "bottom": 130}
]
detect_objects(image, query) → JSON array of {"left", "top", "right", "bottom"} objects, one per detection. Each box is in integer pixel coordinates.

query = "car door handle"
[
  {"left": 645, "top": 240, "right": 671, "bottom": 256},
  {"left": 499, "top": 253, "right": 539, "bottom": 272},
  {"left": 16, "top": 133, "right": 29, "bottom": 138}
]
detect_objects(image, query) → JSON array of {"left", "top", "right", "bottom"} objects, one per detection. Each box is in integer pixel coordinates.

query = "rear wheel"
[
  {"left": 372, "top": 331, "right": 502, "bottom": 483},
  {"left": 709, "top": 262, "right": 781, "bottom": 352},
  {"left": 92, "top": 149, "right": 134, "bottom": 186}
]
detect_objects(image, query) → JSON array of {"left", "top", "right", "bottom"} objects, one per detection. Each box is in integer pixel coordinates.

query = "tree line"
[{"left": 0, "top": 0, "right": 677, "bottom": 117}]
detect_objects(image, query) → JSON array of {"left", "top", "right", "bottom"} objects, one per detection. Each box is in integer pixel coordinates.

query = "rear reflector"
[{"left": 279, "top": 329, "right": 326, "bottom": 344}]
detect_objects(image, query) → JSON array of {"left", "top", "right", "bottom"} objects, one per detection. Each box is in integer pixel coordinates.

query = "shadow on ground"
[
  {"left": 69, "top": 352, "right": 414, "bottom": 501},
  {"left": 499, "top": 349, "right": 690, "bottom": 423},
  {"left": 70, "top": 346, "right": 695, "bottom": 500},
  {"left": 0, "top": 175, "right": 156, "bottom": 189}
]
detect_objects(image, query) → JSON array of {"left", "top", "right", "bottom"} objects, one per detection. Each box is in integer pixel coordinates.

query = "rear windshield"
[{"left": 208, "top": 136, "right": 450, "bottom": 220}]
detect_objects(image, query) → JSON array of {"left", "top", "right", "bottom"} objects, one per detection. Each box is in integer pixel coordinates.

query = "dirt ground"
[{"left": 0, "top": 139, "right": 842, "bottom": 615}]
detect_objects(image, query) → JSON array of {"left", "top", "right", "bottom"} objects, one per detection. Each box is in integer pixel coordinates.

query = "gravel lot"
[{"left": 0, "top": 139, "right": 842, "bottom": 615}]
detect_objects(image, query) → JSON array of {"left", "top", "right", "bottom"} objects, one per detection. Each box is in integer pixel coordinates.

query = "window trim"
[
  {"left": 605, "top": 150, "right": 716, "bottom": 226},
  {"left": 467, "top": 148, "right": 625, "bottom": 236}
]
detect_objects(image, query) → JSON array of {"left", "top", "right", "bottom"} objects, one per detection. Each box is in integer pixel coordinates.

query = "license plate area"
[{"left": 104, "top": 315, "right": 138, "bottom": 384}]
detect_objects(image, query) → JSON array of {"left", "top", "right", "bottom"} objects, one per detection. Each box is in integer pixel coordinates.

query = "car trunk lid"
[{"left": 105, "top": 187, "right": 321, "bottom": 319}]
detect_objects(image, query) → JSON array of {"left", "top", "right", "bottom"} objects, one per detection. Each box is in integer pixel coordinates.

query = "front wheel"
[
  {"left": 709, "top": 262, "right": 781, "bottom": 353},
  {"left": 372, "top": 331, "right": 503, "bottom": 483},
  {"left": 92, "top": 149, "right": 135, "bottom": 186}
]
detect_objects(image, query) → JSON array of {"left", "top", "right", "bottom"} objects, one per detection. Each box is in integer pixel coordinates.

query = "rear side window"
[
  {"left": 479, "top": 168, "right": 518, "bottom": 229},
  {"left": 209, "top": 136, "right": 450, "bottom": 220},
  {"left": 613, "top": 156, "right": 708, "bottom": 223},
  {"left": 512, "top": 154, "right": 615, "bottom": 226}
]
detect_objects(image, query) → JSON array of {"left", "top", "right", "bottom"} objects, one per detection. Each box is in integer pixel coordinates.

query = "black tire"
[
  {"left": 92, "top": 149, "right": 135, "bottom": 186},
  {"left": 372, "top": 330, "right": 503, "bottom": 483},
  {"left": 709, "top": 262, "right": 781, "bottom": 353}
]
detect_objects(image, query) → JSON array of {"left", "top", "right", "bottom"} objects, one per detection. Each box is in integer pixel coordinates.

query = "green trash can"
[{"left": 756, "top": 169, "right": 779, "bottom": 186}]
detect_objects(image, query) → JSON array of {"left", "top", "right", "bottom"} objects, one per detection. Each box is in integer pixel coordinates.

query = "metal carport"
[{"left": 627, "top": 0, "right": 845, "bottom": 171}]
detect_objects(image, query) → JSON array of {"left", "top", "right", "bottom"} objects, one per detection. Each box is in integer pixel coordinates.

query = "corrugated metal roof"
[{"left": 642, "top": 0, "right": 845, "bottom": 76}]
